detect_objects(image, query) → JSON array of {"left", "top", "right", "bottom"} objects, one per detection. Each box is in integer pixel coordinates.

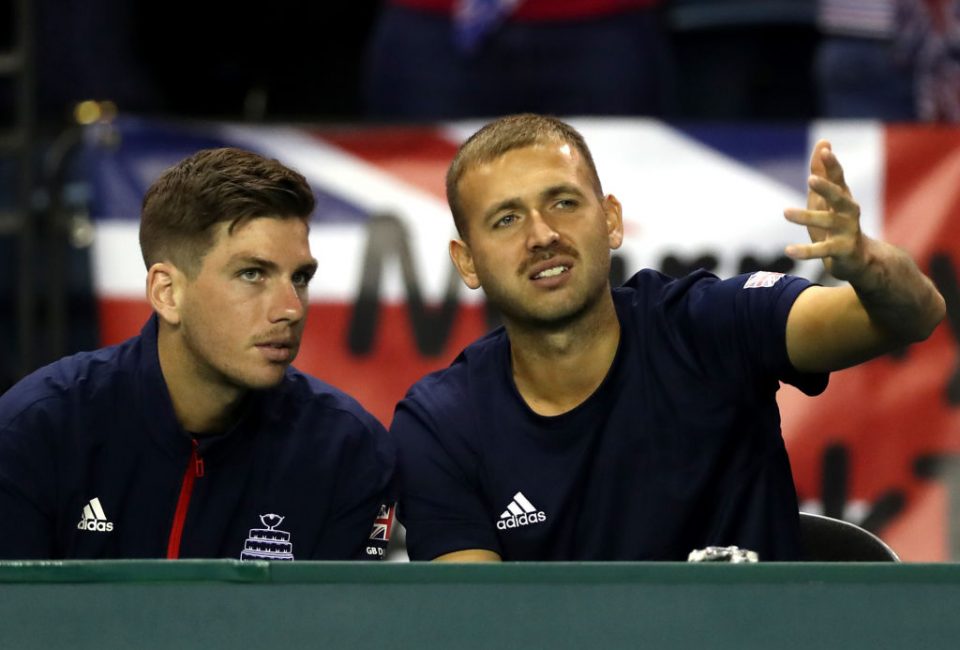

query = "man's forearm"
[{"left": 849, "top": 237, "right": 945, "bottom": 344}]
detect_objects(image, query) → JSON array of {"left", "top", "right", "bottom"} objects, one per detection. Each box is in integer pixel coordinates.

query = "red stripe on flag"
[
  {"left": 98, "top": 299, "right": 491, "bottom": 426},
  {"left": 308, "top": 127, "right": 459, "bottom": 201},
  {"left": 782, "top": 125, "right": 960, "bottom": 561}
]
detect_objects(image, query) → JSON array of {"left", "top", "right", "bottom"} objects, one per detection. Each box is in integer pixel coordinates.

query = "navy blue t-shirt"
[
  {"left": 0, "top": 316, "right": 396, "bottom": 560},
  {"left": 392, "top": 269, "right": 828, "bottom": 561}
]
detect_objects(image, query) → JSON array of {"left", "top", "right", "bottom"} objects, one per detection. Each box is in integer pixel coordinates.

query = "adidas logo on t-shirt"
[
  {"left": 496, "top": 491, "right": 547, "bottom": 530},
  {"left": 76, "top": 497, "right": 114, "bottom": 532}
]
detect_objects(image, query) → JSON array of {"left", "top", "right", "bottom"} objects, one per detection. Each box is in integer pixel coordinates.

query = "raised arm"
[{"left": 783, "top": 140, "right": 945, "bottom": 373}]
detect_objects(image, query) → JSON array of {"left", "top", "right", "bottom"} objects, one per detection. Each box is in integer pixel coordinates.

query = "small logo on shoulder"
[
  {"left": 496, "top": 491, "right": 547, "bottom": 530},
  {"left": 743, "top": 271, "right": 785, "bottom": 289}
]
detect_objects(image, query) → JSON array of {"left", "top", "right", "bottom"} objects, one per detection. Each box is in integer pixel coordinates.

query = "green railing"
[{"left": 2, "top": 561, "right": 959, "bottom": 649}]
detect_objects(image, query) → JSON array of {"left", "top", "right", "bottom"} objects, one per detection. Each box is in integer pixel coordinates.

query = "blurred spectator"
[
  {"left": 898, "top": 0, "right": 960, "bottom": 122},
  {"left": 815, "top": 1, "right": 960, "bottom": 123},
  {"left": 35, "top": 0, "right": 162, "bottom": 121},
  {"left": 138, "top": 1, "right": 381, "bottom": 120},
  {"left": 362, "top": 0, "right": 674, "bottom": 120},
  {"left": 814, "top": 0, "right": 915, "bottom": 119},
  {"left": 32, "top": 1, "right": 381, "bottom": 123},
  {"left": 668, "top": 0, "right": 818, "bottom": 120}
]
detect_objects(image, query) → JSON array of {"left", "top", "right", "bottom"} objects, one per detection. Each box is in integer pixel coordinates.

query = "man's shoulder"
[
  {"left": 277, "top": 367, "right": 386, "bottom": 435},
  {"left": 615, "top": 267, "right": 808, "bottom": 313},
  {"left": 402, "top": 326, "right": 508, "bottom": 408},
  {"left": 616, "top": 267, "right": 719, "bottom": 300},
  {"left": 0, "top": 339, "right": 139, "bottom": 429},
  {"left": 271, "top": 369, "right": 394, "bottom": 481}
]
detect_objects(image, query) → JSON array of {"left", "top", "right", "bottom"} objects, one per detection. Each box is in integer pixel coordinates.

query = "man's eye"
[
  {"left": 292, "top": 271, "right": 313, "bottom": 288},
  {"left": 494, "top": 214, "right": 518, "bottom": 229},
  {"left": 555, "top": 199, "right": 578, "bottom": 210},
  {"left": 239, "top": 269, "right": 263, "bottom": 282}
]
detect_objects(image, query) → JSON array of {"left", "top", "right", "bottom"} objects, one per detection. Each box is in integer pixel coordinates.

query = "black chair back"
[{"left": 798, "top": 512, "right": 900, "bottom": 562}]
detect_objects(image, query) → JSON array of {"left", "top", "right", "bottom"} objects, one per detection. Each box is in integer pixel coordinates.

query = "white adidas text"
[{"left": 497, "top": 511, "right": 546, "bottom": 530}]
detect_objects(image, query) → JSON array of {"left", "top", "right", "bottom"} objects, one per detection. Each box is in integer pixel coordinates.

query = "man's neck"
[
  {"left": 507, "top": 294, "right": 620, "bottom": 417},
  {"left": 157, "top": 325, "right": 246, "bottom": 435}
]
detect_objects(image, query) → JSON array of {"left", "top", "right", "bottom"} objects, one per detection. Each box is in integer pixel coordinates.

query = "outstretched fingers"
[
  {"left": 808, "top": 174, "right": 859, "bottom": 216},
  {"left": 785, "top": 239, "right": 848, "bottom": 261},
  {"left": 818, "top": 145, "right": 849, "bottom": 189},
  {"left": 809, "top": 139, "right": 830, "bottom": 175},
  {"left": 784, "top": 208, "right": 836, "bottom": 230}
]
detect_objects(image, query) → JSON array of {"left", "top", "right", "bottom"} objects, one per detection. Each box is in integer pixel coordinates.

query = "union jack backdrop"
[{"left": 84, "top": 117, "right": 960, "bottom": 561}]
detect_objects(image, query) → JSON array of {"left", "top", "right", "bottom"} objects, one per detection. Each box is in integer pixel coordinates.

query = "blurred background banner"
[{"left": 83, "top": 116, "right": 959, "bottom": 561}]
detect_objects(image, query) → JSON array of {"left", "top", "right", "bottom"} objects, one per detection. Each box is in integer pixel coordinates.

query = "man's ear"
[
  {"left": 449, "top": 238, "right": 481, "bottom": 290},
  {"left": 603, "top": 194, "right": 624, "bottom": 250},
  {"left": 146, "top": 262, "right": 184, "bottom": 325}
]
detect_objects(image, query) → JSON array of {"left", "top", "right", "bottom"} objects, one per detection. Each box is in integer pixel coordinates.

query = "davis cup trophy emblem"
[{"left": 240, "top": 513, "right": 295, "bottom": 561}]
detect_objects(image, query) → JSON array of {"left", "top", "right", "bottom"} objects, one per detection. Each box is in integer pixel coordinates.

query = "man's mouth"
[
  {"left": 255, "top": 339, "right": 295, "bottom": 349},
  {"left": 532, "top": 265, "right": 569, "bottom": 280},
  {"left": 256, "top": 342, "right": 295, "bottom": 362}
]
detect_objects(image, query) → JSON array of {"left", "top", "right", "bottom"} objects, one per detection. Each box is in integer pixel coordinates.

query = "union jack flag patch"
[
  {"left": 369, "top": 503, "right": 395, "bottom": 542},
  {"left": 743, "top": 271, "right": 785, "bottom": 289}
]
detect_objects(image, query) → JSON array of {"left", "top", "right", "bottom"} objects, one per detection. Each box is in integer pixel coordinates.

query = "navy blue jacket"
[
  {"left": 392, "top": 270, "right": 828, "bottom": 561},
  {"left": 0, "top": 316, "right": 395, "bottom": 560}
]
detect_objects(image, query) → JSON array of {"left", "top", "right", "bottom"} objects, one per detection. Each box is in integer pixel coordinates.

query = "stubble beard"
[
  {"left": 483, "top": 266, "right": 610, "bottom": 335},
  {"left": 179, "top": 321, "right": 290, "bottom": 394}
]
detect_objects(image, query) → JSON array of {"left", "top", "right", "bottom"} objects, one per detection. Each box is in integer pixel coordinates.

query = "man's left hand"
[{"left": 783, "top": 139, "right": 868, "bottom": 282}]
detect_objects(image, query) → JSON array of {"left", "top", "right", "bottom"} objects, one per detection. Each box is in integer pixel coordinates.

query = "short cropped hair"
[
  {"left": 139, "top": 147, "right": 315, "bottom": 276},
  {"left": 445, "top": 114, "right": 604, "bottom": 237}
]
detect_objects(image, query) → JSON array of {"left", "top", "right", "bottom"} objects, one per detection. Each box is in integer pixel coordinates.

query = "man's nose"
[
  {"left": 526, "top": 210, "right": 559, "bottom": 250},
  {"left": 268, "top": 281, "right": 306, "bottom": 323}
]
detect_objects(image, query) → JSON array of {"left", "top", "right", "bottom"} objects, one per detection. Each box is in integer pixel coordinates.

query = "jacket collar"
[{"left": 135, "top": 314, "right": 267, "bottom": 459}]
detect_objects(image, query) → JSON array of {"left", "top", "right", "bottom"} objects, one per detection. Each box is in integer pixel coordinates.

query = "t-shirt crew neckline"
[{"left": 500, "top": 294, "right": 630, "bottom": 438}]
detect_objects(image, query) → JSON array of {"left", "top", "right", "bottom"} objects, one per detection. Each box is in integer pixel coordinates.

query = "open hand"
[{"left": 783, "top": 139, "right": 868, "bottom": 282}]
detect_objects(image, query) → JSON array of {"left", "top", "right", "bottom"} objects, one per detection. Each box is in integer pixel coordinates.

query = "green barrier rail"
[{"left": 2, "top": 561, "right": 959, "bottom": 649}]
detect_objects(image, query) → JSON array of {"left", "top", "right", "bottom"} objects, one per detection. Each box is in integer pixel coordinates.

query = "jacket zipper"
[{"left": 166, "top": 439, "right": 205, "bottom": 559}]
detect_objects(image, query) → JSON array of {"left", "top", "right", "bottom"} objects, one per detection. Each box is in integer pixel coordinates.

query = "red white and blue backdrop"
[{"left": 83, "top": 117, "right": 960, "bottom": 561}]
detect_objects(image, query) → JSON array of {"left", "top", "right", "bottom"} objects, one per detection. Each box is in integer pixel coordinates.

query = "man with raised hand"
[{"left": 391, "top": 114, "right": 943, "bottom": 562}]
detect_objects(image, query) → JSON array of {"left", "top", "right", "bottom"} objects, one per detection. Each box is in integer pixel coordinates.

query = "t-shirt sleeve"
[
  {"left": 0, "top": 400, "right": 58, "bottom": 559},
  {"left": 663, "top": 270, "right": 829, "bottom": 396},
  {"left": 391, "top": 393, "right": 500, "bottom": 561}
]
